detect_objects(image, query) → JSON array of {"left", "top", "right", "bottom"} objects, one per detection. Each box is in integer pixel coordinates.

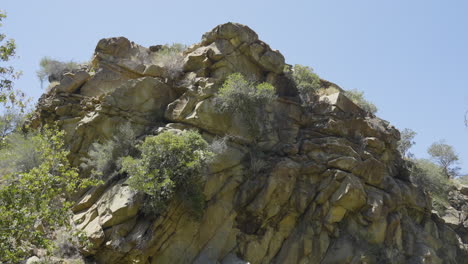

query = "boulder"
[
  {"left": 54, "top": 70, "right": 90, "bottom": 93},
  {"left": 97, "top": 184, "right": 142, "bottom": 228}
]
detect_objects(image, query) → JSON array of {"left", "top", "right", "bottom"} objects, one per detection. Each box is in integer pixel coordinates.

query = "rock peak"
[{"left": 29, "top": 23, "right": 468, "bottom": 264}]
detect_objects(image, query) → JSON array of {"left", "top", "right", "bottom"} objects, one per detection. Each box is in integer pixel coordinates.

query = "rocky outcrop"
[{"left": 31, "top": 22, "right": 468, "bottom": 263}]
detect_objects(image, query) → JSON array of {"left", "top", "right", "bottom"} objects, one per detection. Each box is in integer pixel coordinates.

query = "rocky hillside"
[{"left": 31, "top": 23, "right": 468, "bottom": 264}]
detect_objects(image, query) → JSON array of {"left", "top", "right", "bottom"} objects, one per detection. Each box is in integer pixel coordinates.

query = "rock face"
[{"left": 32, "top": 23, "right": 468, "bottom": 263}]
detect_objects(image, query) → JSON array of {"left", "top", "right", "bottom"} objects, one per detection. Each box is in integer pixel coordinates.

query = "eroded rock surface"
[{"left": 32, "top": 22, "right": 468, "bottom": 264}]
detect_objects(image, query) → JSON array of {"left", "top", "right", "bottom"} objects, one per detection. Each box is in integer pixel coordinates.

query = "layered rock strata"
[{"left": 32, "top": 22, "right": 468, "bottom": 264}]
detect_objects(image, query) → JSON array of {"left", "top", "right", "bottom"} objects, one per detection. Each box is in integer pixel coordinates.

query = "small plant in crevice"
[
  {"left": 292, "top": 64, "right": 321, "bottom": 103},
  {"left": 215, "top": 73, "right": 277, "bottom": 140},
  {"left": 53, "top": 228, "right": 86, "bottom": 259},
  {"left": 81, "top": 123, "right": 138, "bottom": 181},
  {"left": 121, "top": 130, "right": 213, "bottom": 219},
  {"left": 153, "top": 43, "right": 187, "bottom": 79},
  {"left": 344, "top": 89, "right": 378, "bottom": 114},
  {"left": 209, "top": 135, "right": 229, "bottom": 155}
]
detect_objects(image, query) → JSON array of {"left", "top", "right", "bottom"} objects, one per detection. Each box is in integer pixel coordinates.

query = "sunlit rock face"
[{"left": 32, "top": 22, "right": 468, "bottom": 264}]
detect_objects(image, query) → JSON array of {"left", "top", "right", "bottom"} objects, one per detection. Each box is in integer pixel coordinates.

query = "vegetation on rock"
[
  {"left": 410, "top": 158, "right": 453, "bottom": 212},
  {"left": 3, "top": 22, "right": 467, "bottom": 263},
  {"left": 343, "top": 89, "right": 378, "bottom": 114},
  {"left": 81, "top": 123, "right": 138, "bottom": 181},
  {"left": 0, "top": 125, "right": 96, "bottom": 263},
  {"left": 153, "top": 43, "right": 186, "bottom": 79},
  {"left": 121, "top": 130, "right": 212, "bottom": 218},
  {"left": 216, "top": 73, "right": 276, "bottom": 138},
  {"left": 292, "top": 64, "right": 321, "bottom": 102},
  {"left": 37, "top": 57, "right": 81, "bottom": 88},
  {"left": 397, "top": 128, "right": 417, "bottom": 158},
  {"left": 291, "top": 64, "right": 378, "bottom": 113},
  {"left": 428, "top": 140, "right": 460, "bottom": 178}
]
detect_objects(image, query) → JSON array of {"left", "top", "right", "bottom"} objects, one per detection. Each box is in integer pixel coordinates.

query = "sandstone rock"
[
  {"left": 202, "top": 22, "right": 259, "bottom": 46},
  {"left": 330, "top": 174, "right": 367, "bottom": 212},
  {"left": 29, "top": 22, "right": 468, "bottom": 264},
  {"left": 460, "top": 185, "right": 468, "bottom": 196},
  {"left": 327, "top": 156, "right": 360, "bottom": 171},
  {"left": 319, "top": 92, "right": 366, "bottom": 115},
  {"left": 221, "top": 254, "right": 251, "bottom": 264},
  {"left": 73, "top": 184, "right": 106, "bottom": 213},
  {"left": 54, "top": 70, "right": 90, "bottom": 93},
  {"left": 352, "top": 157, "right": 386, "bottom": 186},
  {"left": 83, "top": 217, "right": 105, "bottom": 249},
  {"left": 321, "top": 237, "right": 357, "bottom": 264},
  {"left": 97, "top": 184, "right": 142, "bottom": 228},
  {"left": 326, "top": 205, "right": 347, "bottom": 223}
]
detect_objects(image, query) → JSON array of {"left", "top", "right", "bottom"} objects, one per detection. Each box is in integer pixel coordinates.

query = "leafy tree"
[
  {"left": 0, "top": 126, "right": 96, "bottom": 263},
  {"left": 0, "top": 10, "right": 24, "bottom": 107},
  {"left": 427, "top": 140, "right": 460, "bottom": 178},
  {"left": 397, "top": 128, "right": 417, "bottom": 158},
  {"left": 121, "top": 130, "right": 213, "bottom": 218},
  {"left": 344, "top": 89, "right": 378, "bottom": 114},
  {"left": 292, "top": 64, "right": 321, "bottom": 103}
]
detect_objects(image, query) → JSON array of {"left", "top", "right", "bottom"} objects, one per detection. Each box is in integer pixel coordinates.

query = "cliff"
[{"left": 31, "top": 23, "right": 468, "bottom": 264}]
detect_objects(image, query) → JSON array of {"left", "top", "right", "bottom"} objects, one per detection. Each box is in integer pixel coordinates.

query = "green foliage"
[
  {"left": 344, "top": 89, "right": 378, "bottom": 114},
  {"left": 0, "top": 125, "right": 96, "bottom": 263},
  {"left": 0, "top": 131, "right": 44, "bottom": 175},
  {"left": 81, "top": 123, "right": 137, "bottom": 181},
  {"left": 427, "top": 140, "right": 460, "bottom": 178},
  {"left": 121, "top": 130, "right": 213, "bottom": 218},
  {"left": 292, "top": 64, "right": 321, "bottom": 102},
  {"left": 397, "top": 128, "right": 417, "bottom": 158},
  {"left": 0, "top": 107, "right": 25, "bottom": 142},
  {"left": 37, "top": 57, "right": 81, "bottom": 87},
  {"left": 291, "top": 64, "right": 378, "bottom": 113},
  {"left": 0, "top": 10, "right": 24, "bottom": 107},
  {"left": 410, "top": 159, "right": 454, "bottom": 212},
  {"left": 154, "top": 43, "right": 186, "bottom": 79},
  {"left": 216, "top": 73, "right": 276, "bottom": 138}
]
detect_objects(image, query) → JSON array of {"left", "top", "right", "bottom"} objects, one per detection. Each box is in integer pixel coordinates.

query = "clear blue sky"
[{"left": 2, "top": 0, "right": 468, "bottom": 173}]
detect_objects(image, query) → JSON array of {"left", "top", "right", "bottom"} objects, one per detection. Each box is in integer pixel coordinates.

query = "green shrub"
[
  {"left": 216, "top": 73, "right": 276, "bottom": 138},
  {"left": 344, "top": 89, "right": 378, "bottom": 114},
  {"left": 292, "top": 64, "right": 321, "bottom": 102},
  {"left": 0, "top": 125, "right": 96, "bottom": 263},
  {"left": 217, "top": 73, "right": 276, "bottom": 111},
  {"left": 410, "top": 158, "right": 454, "bottom": 212},
  {"left": 154, "top": 43, "right": 186, "bottom": 79},
  {"left": 121, "top": 130, "right": 213, "bottom": 218},
  {"left": 81, "top": 123, "right": 137, "bottom": 181},
  {"left": 0, "top": 131, "right": 44, "bottom": 175}
]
